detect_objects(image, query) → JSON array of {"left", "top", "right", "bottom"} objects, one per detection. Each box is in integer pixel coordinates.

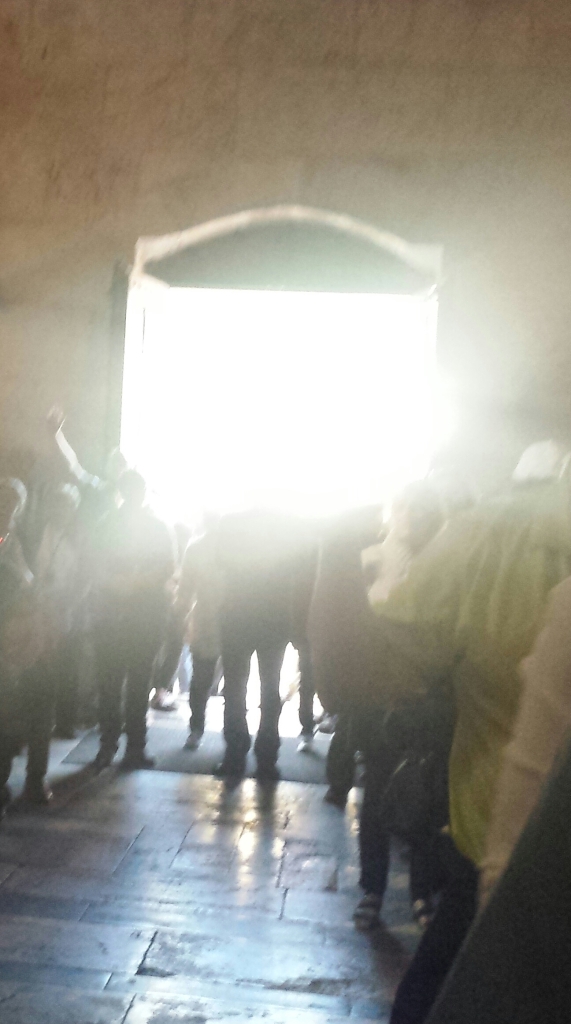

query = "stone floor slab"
[
  {"left": 124, "top": 990, "right": 385, "bottom": 1024},
  {"left": 106, "top": 972, "right": 353, "bottom": 1016},
  {"left": 0, "top": 980, "right": 132, "bottom": 1023},
  {"left": 0, "top": 960, "right": 113, "bottom": 991},
  {"left": 0, "top": 915, "right": 153, "bottom": 973},
  {"left": 0, "top": 826, "right": 137, "bottom": 874},
  {"left": 139, "top": 928, "right": 380, "bottom": 997},
  {"left": 280, "top": 852, "right": 339, "bottom": 890},
  {"left": 82, "top": 899, "right": 320, "bottom": 945},
  {"left": 0, "top": 890, "right": 89, "bottom": 921}
]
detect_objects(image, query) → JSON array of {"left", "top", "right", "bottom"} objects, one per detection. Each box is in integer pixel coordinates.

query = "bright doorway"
[{"left": 121, "top": 282, "right": 441, "bottom": 526}]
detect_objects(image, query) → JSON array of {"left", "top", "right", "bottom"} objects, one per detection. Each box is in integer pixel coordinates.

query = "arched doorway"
[{"left": 121, "top": 206, "right": 443, "bottom": 524}]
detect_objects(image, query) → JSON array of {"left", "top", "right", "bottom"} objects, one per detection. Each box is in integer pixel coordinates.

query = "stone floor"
[{"left": 1, "top": 751, "right": 418, "bottom": 1024}]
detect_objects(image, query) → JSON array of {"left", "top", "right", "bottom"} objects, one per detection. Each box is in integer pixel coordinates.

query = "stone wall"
[{"left": 2, "top": 0, "right": 571, "bottom": 486}]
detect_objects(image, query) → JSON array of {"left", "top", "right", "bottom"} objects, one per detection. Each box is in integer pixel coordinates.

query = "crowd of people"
[{"left": 1, "top": 413, "right": 571, "bottom": 1023}]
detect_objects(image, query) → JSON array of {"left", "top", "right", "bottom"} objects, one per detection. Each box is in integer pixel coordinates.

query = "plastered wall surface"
[{"left": 2, "top": 0, "right": 571, "bottom": 485}]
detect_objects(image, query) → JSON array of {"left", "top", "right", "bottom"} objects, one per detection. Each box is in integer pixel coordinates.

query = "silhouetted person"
[
  {"left": 0, "top": 479, "right": 45, "bottom": 815},
  {"left": 91, "top": 470, "right": 175, "bottom": 771},
  {"left": 22, "top": 484, "right": 83, "bottom": 804},
  {"left": 216, "top": 510, "right": 311, "bottom": 781}
]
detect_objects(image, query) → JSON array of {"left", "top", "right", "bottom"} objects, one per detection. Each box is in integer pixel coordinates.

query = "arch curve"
[{"left": 132, "top": 205, "right": 441, "bottom": 293}]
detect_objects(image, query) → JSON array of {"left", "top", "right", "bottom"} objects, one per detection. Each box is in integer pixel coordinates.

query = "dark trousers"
[
  {"left": 188, "top": 654, "right": 218, "bottom": 736},
  {"left": 390, "top": 838, "right": 478, "bottom": 1024},
  {"left": 359, "top": 726, "right": 403, "bottom": 900},
  {"left": 0, "top": 675, "right": 25, "bottom": 797},
  {"left": 152, "top": 612, "right": 184, "bottom": 694},
  {"left": 221, "top": 629, "right": 287, "bottom": 767},
  {"left": 94, "top": 614, "right": 163, "bottom": 754},
  {"left": 53, "top": 632, "right": 80, "bottom": 735},
  {"left": 20, "top": 634, "right": 80, "bottom": 783},
  {"left": 296, "top": 640, "right": 315, "bottom": 734},
  {"left": 326, "top": 713, "right": 357, "bottom": 797}
]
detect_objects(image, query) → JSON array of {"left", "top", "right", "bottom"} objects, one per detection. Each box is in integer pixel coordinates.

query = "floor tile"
[
  {"left": 0, "top": 980, "right": 132, "bottom": 1023},
  {"left": 0, "top": 915, "right": 153, "bottom": 972},
  {"left": 139, "top": 927, "right": 380, "bottom": 996},
  {"left": 124, "top": 991, "right": 367, "bottom": 1024},
  {"left": 0, "top": 960, "right": 112, "bottom": 990},
  {"left": 0, "top": 827, "right": 137, "bottom": 874},
  {"left": 0, "top": 891, "right": 89, "bottom": 921}
]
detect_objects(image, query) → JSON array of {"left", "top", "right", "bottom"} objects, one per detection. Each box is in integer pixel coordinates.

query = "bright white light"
[{"left": 121, "top": 284, "right": 444, "bottom": 524}]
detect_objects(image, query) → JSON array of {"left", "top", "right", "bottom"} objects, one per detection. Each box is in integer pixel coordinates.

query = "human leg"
[
  {"left": 220, "top": 632, "right": 253, "bottom": 773},
  {"left": 297, "top": 641, "right": 315, "bottom": 742},
  {"left": 355, "top": 723, "right": 402, "bottom": 927},
  {"left": 389, "top": 838, "right": 478, "bottom": 1024},
  {"left": 186, "top": 654, "right": 218, "bottom": 745},
  {"left": 325, "top": 713, "right": 356, "bottom": 805},
  {"left": 0, "top": 673, "right": 27, "bottom": 812},
  {"left": 53, "top": 632, "right": 81, "bottom": 738},
  {"left": 123, "top": 618, "right": 163, "bottom": 765},
  {"left": 93, "top": 622, "right": 126, "bottom": 767},
  {"left": 23, "top": 659, "right": 57, "bottom": 802},
  {"left": 254, "top": 639, "right": 287, "bottom": 775}
]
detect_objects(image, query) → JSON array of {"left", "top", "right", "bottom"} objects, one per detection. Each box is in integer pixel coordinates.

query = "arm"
[
  {"left": 46, "top": 408, "right": 101, "bottom": 488},
  {"left": 480, "top": 577, "right": 571, "bottom": 908}
]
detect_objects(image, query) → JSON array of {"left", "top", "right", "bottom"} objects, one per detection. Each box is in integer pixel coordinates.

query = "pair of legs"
[
  {"left": 220, "top": 627, "right": 287, "bottom": 776},
  {"left": 93, "top": 613, "right": 163, "bottom": 768},
  {"left": 390, "top": 836, "right": 478, "bottom": 1024},
  {"left": 0, "top": 634, "right": 80, "bottom": 806},
  {"left": 26, "top": 633, "right": 80, "bottom": 771},
  {"left": 356, "top": 715, "right": 442, "bottom": 928}
]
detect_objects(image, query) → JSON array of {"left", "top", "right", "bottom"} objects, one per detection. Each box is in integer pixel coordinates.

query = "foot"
[
  {"left": 92, "top": 746, "right": 116, "bottom": 773},
  {"left": 121, "top": 750, "right": 156, "bottom": 771},
  {"left": 255, "top": 762, "right": 280, "bottom": 783},
  {"left": 214, "top": 757, "right": 246, "bottom": 779},
  {"left": 317, "top": 714, "right": 338, "bottom": 735},
  {"left": 184, "top": 731, "right": 203, "bottom": 751},
  {"left": 324, "top": 786, "right": 348, "bottom": 810},
  {"left": 412, "top": 898, "right": 434, "bottom": 930},
  {"left": 22, "top": 778, "right": 53, "bottom": 806},
  {"left": 353, "top": 893, "right": 382, "bottom": 931},
  {"left": 297, "top": 731, "right": 314, "bottom": 754},
  {"left": 150, "top": 689, "right": 177, "bottom": 712}
]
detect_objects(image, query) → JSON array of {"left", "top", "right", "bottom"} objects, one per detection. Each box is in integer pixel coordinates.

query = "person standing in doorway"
[
  {"left": 91, "top": 470, "right": 175, "bottom": 771},
  {"left": 216, "top": 510, "right": 306, "bottom": 782}
]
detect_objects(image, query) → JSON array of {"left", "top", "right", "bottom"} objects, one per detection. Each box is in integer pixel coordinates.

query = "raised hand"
[{"left": 46, "top": 406, "right": 65, "bottom": 435}]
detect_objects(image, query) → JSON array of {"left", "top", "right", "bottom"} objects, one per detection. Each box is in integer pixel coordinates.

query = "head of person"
[
  {"left": 105, "top": 448, "right": 128, "bottom": 487},
  {"left": 0, "top": 478, "right": 27, "bottom": 541},
  {"left": 391, "top": 481, "right": 444, "bottom": 555},
  {"left": 118, "top": 469, "right": 146, "bottom": 511},
  {"left": 46, "top": 484, "right": 81, "bottom": 530}
]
